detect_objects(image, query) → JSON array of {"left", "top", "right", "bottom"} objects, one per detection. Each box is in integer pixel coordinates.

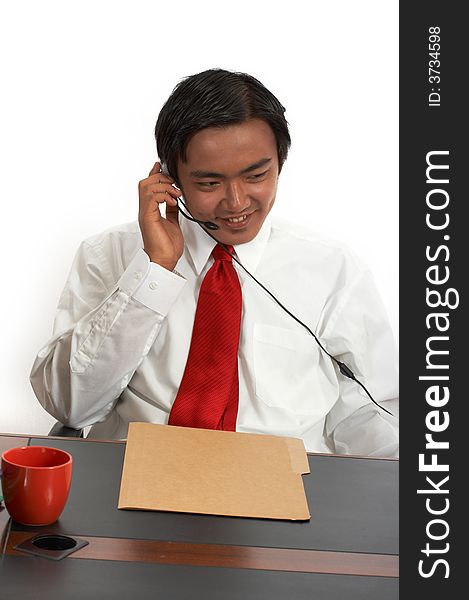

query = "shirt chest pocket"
[{"left": 252, "top": 323, "right": 338, "bottom": 416}]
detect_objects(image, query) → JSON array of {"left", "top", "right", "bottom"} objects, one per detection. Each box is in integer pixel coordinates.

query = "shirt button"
[
  {"left": 134, "top": 271, "right": 143, "bottom": 280},
  {"left": 149, "top": 281, "right": 158, "bottom": 290}
]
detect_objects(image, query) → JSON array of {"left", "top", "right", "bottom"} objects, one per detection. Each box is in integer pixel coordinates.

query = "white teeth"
[{"left": 228, "top": 215, "right": 248, "bottom": 223}]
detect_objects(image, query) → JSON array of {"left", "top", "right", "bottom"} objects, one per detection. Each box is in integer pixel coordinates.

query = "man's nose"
[{"left": 224, "top": 181, "right": 249, "bottom": 211}]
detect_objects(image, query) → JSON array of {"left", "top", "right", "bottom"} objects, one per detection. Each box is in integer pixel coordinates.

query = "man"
[{"left": 30, "top": 68, "right": 398, "bottom": 456}]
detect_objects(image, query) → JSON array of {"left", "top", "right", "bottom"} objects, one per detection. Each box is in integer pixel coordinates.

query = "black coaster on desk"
[{"left": 14, "top": 533, "right": 89, "bottom": 560}]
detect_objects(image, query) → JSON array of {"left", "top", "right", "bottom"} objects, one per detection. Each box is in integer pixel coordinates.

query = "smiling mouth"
[
  {"left": 226, "top": 214, "right": 248, "bottom": 224},
  {"left": 217, "top": 211, "right": 255, "bottom": 230},
  {"left": 220, "top": 210, "right": 254, "bottom": 222}
]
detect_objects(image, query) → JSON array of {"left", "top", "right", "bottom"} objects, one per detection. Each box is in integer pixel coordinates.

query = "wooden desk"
[{"left": 1, "top": 434, "right": 398, "bottom": 599}]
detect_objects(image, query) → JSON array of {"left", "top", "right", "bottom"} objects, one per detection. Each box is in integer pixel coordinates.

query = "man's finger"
[
  {"left": 147, "top": 173, "right": 176, "bottom": 186},
  {"left": 145, "top": 183, "right": 181, "bottom": 199},
  {"left": 148, "top": 161, "right": 161, "bottom": 177}
]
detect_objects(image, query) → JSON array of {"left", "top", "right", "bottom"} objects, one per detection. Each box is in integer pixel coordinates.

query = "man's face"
[{"left": 177, "top": 118, "right": 279, "bottom": 245}]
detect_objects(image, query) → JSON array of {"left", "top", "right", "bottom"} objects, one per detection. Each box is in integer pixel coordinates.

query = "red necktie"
[{"left": 168, "top": 244, "right": 242, "bottom": 431}]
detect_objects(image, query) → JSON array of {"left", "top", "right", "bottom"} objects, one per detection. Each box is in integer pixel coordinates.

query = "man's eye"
[
  {"left": 198, "top": 181, "right": 219, "bottom": 187},
  {"left": 247, "top": 170, "right": 268, "bottom": 180}
]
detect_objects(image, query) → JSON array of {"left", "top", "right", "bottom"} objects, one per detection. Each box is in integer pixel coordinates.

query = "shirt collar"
[{"left": 181, "top": 213, "right": 272, "bottom": 275}]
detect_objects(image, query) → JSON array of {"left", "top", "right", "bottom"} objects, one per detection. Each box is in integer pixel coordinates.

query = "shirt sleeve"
[
  {"left": 322, "top": 268, "right": 399, "bottom": 458},
  {"left": 30, "top": 242, "right": 186, "bottom": 430}
]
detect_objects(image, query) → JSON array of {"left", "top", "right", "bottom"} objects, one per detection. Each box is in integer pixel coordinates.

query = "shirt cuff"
[{"left": 118, "top": 249, "right": 186, "bottom": 316}]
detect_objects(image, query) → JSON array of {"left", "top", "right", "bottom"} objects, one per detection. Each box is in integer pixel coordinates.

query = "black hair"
[{"left": 155, "top": 68, "right": 291, "bottom": 182}]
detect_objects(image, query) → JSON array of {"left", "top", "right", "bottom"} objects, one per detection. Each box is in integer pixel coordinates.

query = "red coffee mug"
[{"left": 1, "top": 446, "right": 73, "bottom": 526}]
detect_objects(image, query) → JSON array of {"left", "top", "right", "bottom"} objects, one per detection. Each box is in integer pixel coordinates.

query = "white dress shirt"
[{"left": 30, "top": 213, "right": 399, "bottom": 456}]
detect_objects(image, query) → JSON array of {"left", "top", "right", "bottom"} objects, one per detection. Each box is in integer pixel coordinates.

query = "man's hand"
[{"left": 138, "top": 162, "right": 184, "bottom": 271}]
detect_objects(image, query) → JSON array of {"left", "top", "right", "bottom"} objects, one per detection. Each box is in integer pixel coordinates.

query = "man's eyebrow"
[
  {"left": 189, "top": 158, "right": 272, "bottom": 179},
  {"left": 240, "top": 157, "right": 272, "bottom": 174}
]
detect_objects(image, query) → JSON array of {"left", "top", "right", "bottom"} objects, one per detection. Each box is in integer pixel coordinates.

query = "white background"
[{"left": 0, "top": 0, "right": 398, "bottom": 435}]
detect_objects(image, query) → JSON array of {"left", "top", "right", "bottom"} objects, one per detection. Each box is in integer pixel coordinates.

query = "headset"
[{"left": 159, "top": 163, "right": 393, "bottom": 417}]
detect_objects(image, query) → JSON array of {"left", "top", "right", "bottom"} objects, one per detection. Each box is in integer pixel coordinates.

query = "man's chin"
[{"left": 210, "top": 226, "right": 260, "bottom": 246}]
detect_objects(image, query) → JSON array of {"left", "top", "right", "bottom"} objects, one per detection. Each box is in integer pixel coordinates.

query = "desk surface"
[{"left": 1, "top": 433, "right": 398, "bottom": 599}]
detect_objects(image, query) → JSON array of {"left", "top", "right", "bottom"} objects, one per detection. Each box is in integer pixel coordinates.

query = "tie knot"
[{"left": 212, "top": 244, "right": 234, "bottom": 262}]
